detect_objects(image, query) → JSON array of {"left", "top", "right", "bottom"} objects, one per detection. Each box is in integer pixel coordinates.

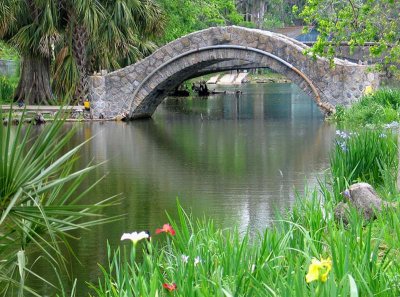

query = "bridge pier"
[{"left": 89, "top": 26, "right": 380, "bottom": 120}]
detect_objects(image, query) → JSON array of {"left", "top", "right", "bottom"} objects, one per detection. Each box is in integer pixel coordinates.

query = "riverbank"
[
  {"left": 1, "top": 105, "right": 94, "bottom": 124},
  {"left": 90, "top": 129, "right": 400, "bottom": 296},
  {"left": 192, "top": 71, "right": 291, "bottom": 85},
  {"left": 246, "top": 71, "right": 291, "bottom": 84}
]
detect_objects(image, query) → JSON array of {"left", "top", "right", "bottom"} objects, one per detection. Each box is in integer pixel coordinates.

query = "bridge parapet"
[{"left": 89, "top": 26, "right": 380, "bottom": 120}]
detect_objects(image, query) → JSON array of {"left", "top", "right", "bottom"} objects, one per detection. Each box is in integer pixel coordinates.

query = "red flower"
[
  {"left": 163, "top": 283, "right": 177, "bottom": 292},
  {"left": 156, "top": 224, "right": 176, "bottom": 236}
]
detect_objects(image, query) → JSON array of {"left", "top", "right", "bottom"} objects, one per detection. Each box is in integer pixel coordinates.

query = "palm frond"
[{"left": 0, "top": 108, "right": 121, "bottom": 294}]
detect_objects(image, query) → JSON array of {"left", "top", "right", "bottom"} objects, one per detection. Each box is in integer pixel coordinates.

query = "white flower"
[
  {"left": 194, "top": 256, "right": 201, "bottom": 266},
  {"left": 121, "top": 231, "right": 149, "bottom": 245},
  {"left": 181, "top": 254, "right": 189, "bottom": 263}
]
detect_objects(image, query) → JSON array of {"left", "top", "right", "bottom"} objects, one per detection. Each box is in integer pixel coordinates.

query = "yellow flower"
[
  {"left": 364, "top": 85, "right": 373, "bottom": 95},
  {"left": 306, "top": 257, "right": 332, "bottom": 283}
]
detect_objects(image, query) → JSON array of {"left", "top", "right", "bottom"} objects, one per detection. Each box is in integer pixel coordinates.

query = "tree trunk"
[
  {"left": 72, "top": 24, "right": 88, "bottom": 104},
  {"left": 14, "top": 55, "right": 53, "bottom": 105}
]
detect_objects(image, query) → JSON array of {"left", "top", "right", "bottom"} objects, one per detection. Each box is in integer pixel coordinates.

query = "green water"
[{"left": 31, "top": 83, "right": 335, "bottom": 295}]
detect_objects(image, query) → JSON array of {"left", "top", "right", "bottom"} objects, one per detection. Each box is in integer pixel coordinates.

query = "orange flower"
[
  {"left": 163, "top": 283, "right": 177, "bottom": 292},
  {"left": 156, "top": 224, "right": 176, "bottom": 236}
]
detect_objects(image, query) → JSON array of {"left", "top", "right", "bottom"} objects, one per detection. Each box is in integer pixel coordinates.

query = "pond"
[{"left": 32, "top": 83, "right": 336, "bottom": 295}]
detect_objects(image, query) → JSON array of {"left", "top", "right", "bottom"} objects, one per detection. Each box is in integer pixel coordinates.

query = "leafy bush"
[
  {"left": 330, "top": 129, "right": 398, "bottom": 197},
  {"left": 0, "top": 41, "right": 19, "bottom": 60},
  {"left": 0, "top": 75, "right": 17, "bottom": 103}
]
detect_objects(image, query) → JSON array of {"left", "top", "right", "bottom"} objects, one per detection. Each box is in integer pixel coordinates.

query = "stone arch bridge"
[{"left": 89, "top": 26, "right": 379, "bottom": 120}]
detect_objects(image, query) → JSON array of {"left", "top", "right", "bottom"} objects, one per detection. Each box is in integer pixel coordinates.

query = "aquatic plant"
[
  {"left": 90, "top": 194, "right": 400, "bottom": 296},
  {"left": 330, "top": 129, "right": 398, "bottom": 198},
  {"left": 121, "top": 231, "right": 150, "bottom": 246},
  {"left": 306, "top": 257, "right": 332, "bottom": 283},
  {"left": 156, "top": 223, "right": 176, "bottom": 236}
]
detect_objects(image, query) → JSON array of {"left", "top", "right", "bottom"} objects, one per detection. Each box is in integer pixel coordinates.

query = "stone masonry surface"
[{"left": 88, "top": 26, "right": 380, "bottom": 119}]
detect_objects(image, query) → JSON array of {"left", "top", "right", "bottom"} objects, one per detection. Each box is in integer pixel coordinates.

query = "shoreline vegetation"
[
  {"left": 88, "top": 128, "right": 400, "bottom": 297},
  {"left": 0, "top": 111, "right": 121, "bottom": 296}
]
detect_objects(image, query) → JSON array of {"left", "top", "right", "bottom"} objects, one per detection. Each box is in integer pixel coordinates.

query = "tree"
[
  {"left": 235, "top": 0, "right": 305, "bottom": 29},
  {"left": 0, "top": 0, "right": 164, "bottom": 105},
  {"left": 55, "top": 0, "right": 165, "bottom": 102},
  {"left": 296, "top": 0, "right": 400, "bottom": 72},
  {"left": 0, "top": 0, "right": 59, "bottom": 104},
  {"left": 157, "top": 0, "right": 247, "bottom": 43}
]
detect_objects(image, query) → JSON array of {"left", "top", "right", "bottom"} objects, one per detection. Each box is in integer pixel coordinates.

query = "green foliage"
[
  {"left": 0, "top": 41, "right": 19, "bottom": 60},
  {"left": 0, "top": 110, "right": 120, "bottom": 296},
  {"left": 90, "top": 193, "right": 400, "bottom": 296},
  {"left": 1, "top": 0, "right": 165, "bottom": 101},
  {"left": 157, "top": 0, "right": 245, "bottom": 43},
  {"left": 298, "top": 0, "right": 400, "bottom": 71},
  {"left": 330, "top": 129, "right": 398, "bottom": 198},
  {"left": 0, "top": 75, "right": 18, "bottom": 103},
  {"left": 263, "top": 0, "right": 304, "bottom": 29},
  {"left": 330, "top": 89, "right": 400, "bottom": 127}
]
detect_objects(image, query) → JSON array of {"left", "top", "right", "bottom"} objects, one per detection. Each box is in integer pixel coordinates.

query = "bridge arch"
[{"left": 89, "top": 26, "right": 380, "bottom": 120}]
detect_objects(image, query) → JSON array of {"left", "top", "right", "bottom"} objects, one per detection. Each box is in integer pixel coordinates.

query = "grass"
[
  {"left": 331, "top": 88, "right": 400, "bottom": 127},
  {"left": 89, "top": 194, "right": 400, "bottom": 296}
]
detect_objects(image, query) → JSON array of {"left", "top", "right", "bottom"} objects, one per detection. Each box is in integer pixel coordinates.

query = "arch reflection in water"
[{"left": 32, "top": 83, "right": 335, "bottom": 295}]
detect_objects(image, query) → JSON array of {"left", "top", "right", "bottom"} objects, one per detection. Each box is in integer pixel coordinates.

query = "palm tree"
[
  {"left": 0, "top": 0, "right": 60, "bottom": 104},
  {"left": 0, "top": 0, "right": 164, "bottom": 105},
  {"left": 55, "top": 0, "right": 164, "bottom": 103}
]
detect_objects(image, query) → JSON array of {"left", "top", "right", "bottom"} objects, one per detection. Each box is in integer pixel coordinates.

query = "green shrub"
[
  {"left": 0, "top": 75, "right": 17, "bottom": 103},
  {"left": 330, "top": 129, "right": 398, "bottom": 198},
  {"left": 332, "top": 88, "right": 400, "bottom": 126},
  {"left": 0, "top": 41, "right": 19, "bottom": 60}
]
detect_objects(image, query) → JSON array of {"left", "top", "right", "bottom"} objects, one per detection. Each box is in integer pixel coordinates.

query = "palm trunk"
[
  {"left": 72, "top": 24, "right": 88, "bottom": 104},
  {"left": 14, "top": 54, "right": 52, "bottom": 105}
]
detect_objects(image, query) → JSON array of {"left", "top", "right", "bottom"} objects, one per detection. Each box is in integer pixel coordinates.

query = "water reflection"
[{"left": 30, "top": 83, "right": 335, "bottom": 295}]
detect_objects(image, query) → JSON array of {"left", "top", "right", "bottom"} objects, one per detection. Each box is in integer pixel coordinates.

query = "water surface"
[{"left": 33, "top": 83, "right": 336, "bottom": 295}]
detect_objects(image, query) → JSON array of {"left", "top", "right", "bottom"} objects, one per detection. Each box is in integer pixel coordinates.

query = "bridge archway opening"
[{"left": 129, "top": 46, "right": 324, "bottom": 119}]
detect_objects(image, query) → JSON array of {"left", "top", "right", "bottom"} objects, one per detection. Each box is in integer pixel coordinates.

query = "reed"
[
  {"left": 330, "top": 129, "right": 398, "bottom": 199},
  {"left": 90, "top": 193, "right": 400, "bottom": 296}
]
